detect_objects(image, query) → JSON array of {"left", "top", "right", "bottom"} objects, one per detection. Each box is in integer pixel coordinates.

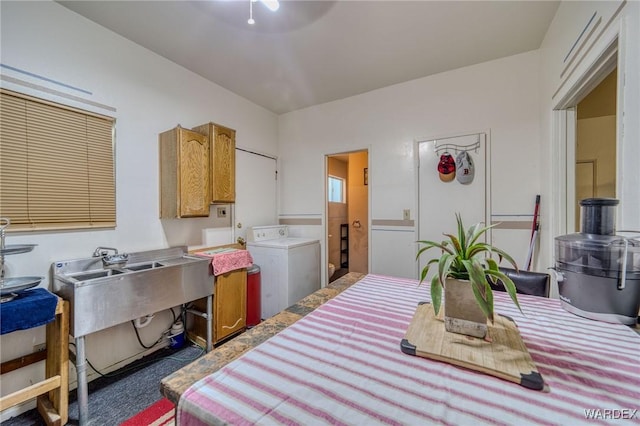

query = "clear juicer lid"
[{"left": 555, "top": 233, "right": 640, "bottom": 275}]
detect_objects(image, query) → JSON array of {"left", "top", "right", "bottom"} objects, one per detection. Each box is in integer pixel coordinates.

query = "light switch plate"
[
  {"left": 217, "top": 207, "right": 227, "bottom": 218},
  {"left": 403, "top": 209, "right": 410, "bottom": 220}
]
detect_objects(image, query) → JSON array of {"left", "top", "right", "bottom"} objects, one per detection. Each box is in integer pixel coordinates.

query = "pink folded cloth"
[{"left": 196, "top": 249, "right": 253, "bottom": 276}]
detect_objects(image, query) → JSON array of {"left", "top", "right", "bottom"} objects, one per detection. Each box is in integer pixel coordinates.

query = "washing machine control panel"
[{"left": 247, "top": 225, "right": 289, "bottom": 242}]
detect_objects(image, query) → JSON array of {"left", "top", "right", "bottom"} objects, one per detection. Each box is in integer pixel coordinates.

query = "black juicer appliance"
[{"left": 555, "top": 198, "right": 640, "bottom": 325}]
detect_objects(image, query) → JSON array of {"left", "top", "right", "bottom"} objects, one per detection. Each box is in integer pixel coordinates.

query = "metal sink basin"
[
  {"left": 52, "top": 246, "right": 211, "bottom": 337},
  {"left": 68, "top": 269, "right": 126, "bottom": 281},
  {"left": 125, "top": 261, "right": 164, "bottom": 272}
]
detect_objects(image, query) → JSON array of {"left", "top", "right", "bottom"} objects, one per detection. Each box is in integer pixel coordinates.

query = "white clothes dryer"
[{"left": 246, "top": 226, "right": 320, "bottom": 319}]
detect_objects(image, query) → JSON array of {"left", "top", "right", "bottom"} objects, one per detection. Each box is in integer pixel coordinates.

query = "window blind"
[{"left": 0, "top": 89, "right": 115, "bottom": 231}]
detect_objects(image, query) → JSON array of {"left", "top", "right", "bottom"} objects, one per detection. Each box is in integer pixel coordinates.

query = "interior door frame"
[
  {"left": 413, "top": 129, "right": 492, "bottom": 279},
  {"left": 550, "top": 32, "right": 620, "bottom": 254},
  {"left": 323, "top": 148, "right": 370, "bottom": 287}
]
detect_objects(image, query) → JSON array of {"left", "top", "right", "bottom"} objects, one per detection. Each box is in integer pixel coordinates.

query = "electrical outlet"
[
  {"left": 33, "top": 343, "right": 46, "bottom": 352},
  {"left": 403, "top": 209, "right": 410, "bottom": 220},
  {"left": 217, "top": 207, "right": 227, "bottom": 218}
]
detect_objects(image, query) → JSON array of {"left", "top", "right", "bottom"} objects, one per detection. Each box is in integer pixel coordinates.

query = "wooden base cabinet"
[
  {"left": 190, "top": 268, "right": 247, "bottom": 345},
  {"left": 192, "top": 122, "right": 236, "bottom": 203},
  {"left": 159, "top": 126, "right": 210, "bottom": 218},
  {"left": 214, "top": 269, "right": 247, "bottom": 343}
]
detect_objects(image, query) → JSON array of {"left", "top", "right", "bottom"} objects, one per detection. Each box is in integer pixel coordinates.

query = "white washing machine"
[{"left": 246, "top": 225, "right": 320, "bottom": 319}]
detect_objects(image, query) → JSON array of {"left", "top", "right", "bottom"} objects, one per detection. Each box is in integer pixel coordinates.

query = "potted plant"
[{"left": 416, "top": 213, "right": 522, "bottom": 338}]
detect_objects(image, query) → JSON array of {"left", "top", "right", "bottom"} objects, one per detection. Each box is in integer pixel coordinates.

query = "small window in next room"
[{"left": 328, "top": 176, "right": 346, "bottom": 203}]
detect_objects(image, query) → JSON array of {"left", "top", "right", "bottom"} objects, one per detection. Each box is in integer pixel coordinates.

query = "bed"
[{"left": 177, "top": 274, "right": 640, "bottom": 425}]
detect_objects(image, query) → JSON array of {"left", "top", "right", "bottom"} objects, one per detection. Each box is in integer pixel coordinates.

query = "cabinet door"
[
  {"left": 192, "top": 122, "right": 236, "bottom": 204},
  {"left": 214, "top": 268, "right": 247, "bottom": 343},
  {"left": 159, "top": 126, "right": 210, "bottom": 218},
  {"left": 211, "top": 125, "right": 235, "bottom": 203},
  {"left": 178, "top": 128, "right": 210, "bottom": 217}
]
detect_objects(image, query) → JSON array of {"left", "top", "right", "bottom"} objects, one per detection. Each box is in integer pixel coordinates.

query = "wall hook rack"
[{"left": 434, "top": 136, "right": 481, "bottom": 156}]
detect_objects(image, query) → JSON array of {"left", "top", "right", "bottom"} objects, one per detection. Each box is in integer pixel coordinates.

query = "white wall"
[
  {"left": 279, "top": 0, "right": 640, "bottom": 288},
  {"left": 0, "top": 1, "right": 277, "bottom": 417},
  {"left": 278, "top": 51, "right": 542, "bottom": 281}
]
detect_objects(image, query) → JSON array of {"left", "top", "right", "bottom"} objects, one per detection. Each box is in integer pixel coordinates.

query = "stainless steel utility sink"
[
  {"left": 53, "top": 246, "right": 214, "bottom": 426},
  {"left": 52, "top": 246, "right": 212, "bottom": 338}
]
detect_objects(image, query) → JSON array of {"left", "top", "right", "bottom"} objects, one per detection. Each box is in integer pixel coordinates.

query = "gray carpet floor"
[{"left": 3, "top": 344, "right": 203, "bottom": 426}]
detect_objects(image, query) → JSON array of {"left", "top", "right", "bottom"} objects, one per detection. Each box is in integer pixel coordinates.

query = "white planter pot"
[{"left": 444, "top": 278, "right": 488, "bottom": 338}]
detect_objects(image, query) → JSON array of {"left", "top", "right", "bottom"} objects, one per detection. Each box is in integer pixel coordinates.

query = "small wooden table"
[{"left": 0, "top": 297, "right": 69, "bottom": 425}]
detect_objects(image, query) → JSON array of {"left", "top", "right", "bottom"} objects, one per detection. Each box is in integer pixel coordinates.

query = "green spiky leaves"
[{"left": 417, "top": 213, "right": 521, "bottom": 323}]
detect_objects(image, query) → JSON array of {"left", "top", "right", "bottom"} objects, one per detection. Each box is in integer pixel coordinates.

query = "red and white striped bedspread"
[{"left": 178, "top": 274, "right": 640, "bottom": 425}]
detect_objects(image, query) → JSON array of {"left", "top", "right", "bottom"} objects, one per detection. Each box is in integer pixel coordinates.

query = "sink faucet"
[
  {"left": 93, "top": 246, "right": 119, "bottom": 257},
  {"left": 93, "top": 246, "right": 129, "bottom": 267}
]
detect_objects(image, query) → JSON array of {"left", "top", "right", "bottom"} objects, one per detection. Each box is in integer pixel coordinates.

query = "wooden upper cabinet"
[
  {"left": 159, "top": 126, "right": 210, "bottom": 218},
  {"left": 192, "top": 122, "right": 236, "bottom": 203}
]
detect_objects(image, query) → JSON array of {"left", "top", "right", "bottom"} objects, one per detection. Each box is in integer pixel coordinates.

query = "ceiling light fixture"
[
  {"left": 247, "top": 0, "right": 279, "bottom": 25},
  {"left": 247, "top": 0, "right": 255, "bottom": 24},
  {"left": 259, "top": 0, "right": 279, "bottom": 12}
]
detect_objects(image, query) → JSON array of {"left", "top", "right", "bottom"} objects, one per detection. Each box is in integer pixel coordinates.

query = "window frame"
[
  {"left": 328, "top": 175, "right": 346, "bottom": 204},
  {"left": 0, "top": 89, "right": 116, "bottom": 232}
]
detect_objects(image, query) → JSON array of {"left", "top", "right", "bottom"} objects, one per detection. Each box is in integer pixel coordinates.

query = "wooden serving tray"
[{"left": 401, "top": 302, "right": 546, "bottom": 390}]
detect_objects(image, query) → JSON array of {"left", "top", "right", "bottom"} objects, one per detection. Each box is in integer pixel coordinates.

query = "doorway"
[
  {"left": 234, "top": 149, "right": 277, "bottom": 243},
  {"left": 326, "top": 150, "right": 369, "bottom": 282},
  {"left": 574, "top": 69, "right": 617, "bottom": 231},
  {"left": 554, "top": 40, "right": 619, "bottom": 236}
]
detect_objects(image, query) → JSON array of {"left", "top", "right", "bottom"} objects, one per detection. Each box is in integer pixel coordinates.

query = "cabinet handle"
[{"left": 222, "top": 318, "right": 243, "bottom": 330}]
